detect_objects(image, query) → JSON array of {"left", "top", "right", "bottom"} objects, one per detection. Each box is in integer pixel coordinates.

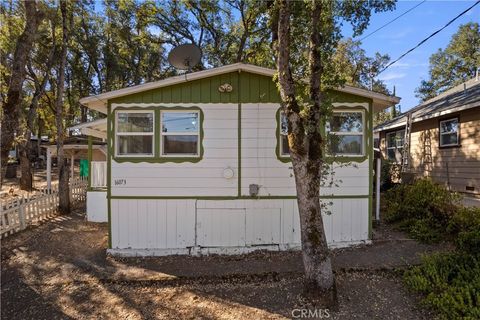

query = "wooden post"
[
  {"left": 88, "top": 136, "right": 92, "bottom": 190},
  {"left": 46, "top": 147, "right": 52, "bottom": 192},
  {"left": 70, "top": 152, "right": 74, "bottom": 180},
  {"left": 376, "top": 157, "right": 381, "bottom": 221}
]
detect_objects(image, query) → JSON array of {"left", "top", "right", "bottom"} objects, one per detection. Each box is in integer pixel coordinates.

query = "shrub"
[
  {"left": 379, "top": 160, "right": 400, "bottom": 191},
  {"left": 404, "top": 253, "right": 480, "bottom": 319},
  {"left": 383, "top": 178, "right": 461, "bottom": 241},
  {"left": 448, "top": 207, "right": 480, "bottom": 254}
]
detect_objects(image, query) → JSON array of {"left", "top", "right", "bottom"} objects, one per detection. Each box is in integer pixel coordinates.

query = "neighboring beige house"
[{"left": 375, "top": 78, "right": 480, "bottom": 197}]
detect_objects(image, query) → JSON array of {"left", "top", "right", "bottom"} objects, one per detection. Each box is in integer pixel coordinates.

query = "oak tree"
[{"left": 272, "top": 0, "right": 395, "bottom": 306}]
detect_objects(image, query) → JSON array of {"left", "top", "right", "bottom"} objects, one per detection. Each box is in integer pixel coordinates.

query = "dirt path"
[{"left": 1, "top": 212, "right": 441, "bottom": 319}]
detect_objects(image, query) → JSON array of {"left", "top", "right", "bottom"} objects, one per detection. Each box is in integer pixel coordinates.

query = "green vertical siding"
[{"left": 109, "top": 71, "right": 281, "bottom": 105}]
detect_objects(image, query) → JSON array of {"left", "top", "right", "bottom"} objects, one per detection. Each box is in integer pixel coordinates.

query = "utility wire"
[
  {"left": 377, "top": 0, "right": 480, "bottom": 76},
  {"left": 358, "top": 0, "right": 427, "bottom": 42}
]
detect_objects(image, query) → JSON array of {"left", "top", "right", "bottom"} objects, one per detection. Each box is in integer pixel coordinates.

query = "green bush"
[
  {"left": 379, "top": 160, "right": 400, "bottom": 191},
  {"left": 404, "top": 253, "right": 480, "bottom": 319},
  {"left": 448, "top": 207, "right": 480, "bottom": 254},
  {"left": 384, "top": 178, "right": 461, "bottom": 242}
]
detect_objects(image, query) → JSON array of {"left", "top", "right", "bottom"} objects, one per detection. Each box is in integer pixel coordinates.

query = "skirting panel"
[
  {"left": 109, "top": 198, "right": 369, "bottom": 254},
  {"left": 86, "top": 191, "right": 108, "bottom": 222}
]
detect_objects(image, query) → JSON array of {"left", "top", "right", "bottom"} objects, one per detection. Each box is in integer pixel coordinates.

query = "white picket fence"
[{"left": 0, "top": 178, "right": 88, "bottom": 238}]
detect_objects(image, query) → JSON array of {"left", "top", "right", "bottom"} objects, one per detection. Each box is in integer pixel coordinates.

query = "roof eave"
[
  {"left": 374, "top": 102, "right": 479, "bottom": 132},
  {"left": 80, "top": 63, "right": 400, "bottom": 112}
]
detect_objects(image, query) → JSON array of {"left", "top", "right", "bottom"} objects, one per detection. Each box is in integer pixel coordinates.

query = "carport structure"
[{"left": 44, "top": 134, "right": 107, "bottom": 191}]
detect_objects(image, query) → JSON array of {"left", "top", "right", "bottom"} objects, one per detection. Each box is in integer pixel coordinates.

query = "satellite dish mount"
[{"left": 168, "top": 44, "right": 202, "bottom": 73}]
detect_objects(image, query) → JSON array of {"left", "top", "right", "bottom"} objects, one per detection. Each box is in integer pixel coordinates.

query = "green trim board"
[
  {"left": 110, "top": 105, "right": 204, "bottom": 163},
  {"left": 107, "top": 104, "right": 112, "bottom": 248},
  {"left": 87, "top": 136, "right": 92, "bottom": 190},
  {"left": 368, "top": 101, "right": 374, "bottom": 240},
  {"left": 109, "top": 195, "right": 370, "bottom": 200},
  {"left": 237, "top": 67, "right": 242, "bottom": 197}
]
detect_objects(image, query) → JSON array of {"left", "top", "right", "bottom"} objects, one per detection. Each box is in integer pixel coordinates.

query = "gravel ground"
[{"left": 1, "top": 210, "right": 441, "bottom": 319}]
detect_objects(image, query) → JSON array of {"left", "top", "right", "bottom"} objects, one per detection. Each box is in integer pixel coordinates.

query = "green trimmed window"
[
  {"left": 116, "top": 111, "right": 154, "bottom": 157},
  {"left": 279, "top": 111, "right": 290, "bottom": 156},
  {"left": 161, "top": 111, "right": 200, "bottom": 157},
  {"left": 327, "top": 110, "right": 364, "bottom": 156}
]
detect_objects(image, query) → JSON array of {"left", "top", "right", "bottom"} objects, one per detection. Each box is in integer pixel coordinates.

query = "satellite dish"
[{"left": 168, "top": 44, "right": 201, "bottom": 71}]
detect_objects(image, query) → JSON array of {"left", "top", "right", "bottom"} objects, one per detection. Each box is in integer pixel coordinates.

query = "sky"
[{"left": 342, "top": 0, "right": 479, "bottom": 112}]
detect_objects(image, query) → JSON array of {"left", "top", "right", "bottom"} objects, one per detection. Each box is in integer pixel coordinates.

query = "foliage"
[
  {"left": 384, "top": 178, "right": 462, "bottom": 242},
  {"left": 404, "top": 252, "right": 480, "bottom": 319},
  {"left": 400, "top": 203, "right": 480, "bottom": 318},
  {"left": 332, "top": 38, "right": 391, "bottom": 94},
  {"left": 448, "top": 206, "right": 480, "bottom": 255},
  {"left": 416, "top": 22, "right": 480, "bottom": 102},
  {"left": 379, "top": 160, "right": 400, "bottom": 191}
]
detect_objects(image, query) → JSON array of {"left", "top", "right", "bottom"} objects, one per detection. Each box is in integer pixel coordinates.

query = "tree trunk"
[
  {"left": 56, "top": 0, "right": 70, "bottom": 214},
  {"left": 37, "top": 116, "right": 44, "bottom": 161},
  {"left": 19, "top": 46, "right": 56, "bottom": 191},
  {"left": 292, "top": 156, "right": 336, "bottom": 306},
  {"left": 275, "top": 0, "right": 336, "bottom": 307},
  {"left": 18, "top": 134, "right": 33, "bottom": 191},
  {"left": 1, "top": 0, "right": 43, "bottom": 185}
]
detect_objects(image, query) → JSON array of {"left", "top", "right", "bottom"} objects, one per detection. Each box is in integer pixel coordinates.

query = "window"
[
  {"left": 439, "top": 118, "right": 459, "bottom": 147},
  {"left": 161, "top": 111, "right": 200, "bottom": 156},
  {"left": 386, "top": 130, "right": 405, "bottom": 162},
  {"left": 279, "top": 111, "right": 290, "bottom": 156},
  {"left": 327, "top": 111, "right": 364, "bottom": 156},
  {"left": 116, "top": 111, "right": 154, "bottom": 156}
]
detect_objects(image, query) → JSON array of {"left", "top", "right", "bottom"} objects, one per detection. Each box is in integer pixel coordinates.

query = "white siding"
[
  {"left": 107, "top": 101, "right": 372, "bottom": 256},
  {"left": 197, "top": 208, "right": 246, "bottom": 247},
  {"left": 241, "top": 103, "right": 293, "bottom": 196},
  {"left": 110, "top": 199, "right": 196, "bottom": 249},
  {"left": 86, "top": 191, "right": 108, "bottom": 222},
  {"left": 110, "top": 198, "right": 369, "bottom": 254},
  {"left": 241, "top": 103, "right": 370, "bottom": 197},
  {"left": 111, "top": 104, "right": 238, "bottom": 197}
]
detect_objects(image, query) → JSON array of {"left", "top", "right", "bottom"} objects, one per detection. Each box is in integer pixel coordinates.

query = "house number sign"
[{"left": 114, "top": 179, "right": 127, "bottom": 186}]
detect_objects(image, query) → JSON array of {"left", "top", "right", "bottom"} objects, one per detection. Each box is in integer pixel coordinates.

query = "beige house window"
[
  {"left": 386, "top": 129, "right": 405, "bottom": 162},
  {"left": 439, "top": 118, "right": 459, "bottom": 147}
]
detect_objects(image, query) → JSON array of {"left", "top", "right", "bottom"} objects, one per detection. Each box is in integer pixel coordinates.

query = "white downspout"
[{"left": 376, "top": 157, "right": 381, "bottom": 221}]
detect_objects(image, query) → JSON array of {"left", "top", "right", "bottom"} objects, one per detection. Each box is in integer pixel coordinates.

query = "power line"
[
  {"left": 377, "top": 0, "right": 480, "bottom": 76},
  {"left": 358, "top": 0, "right": 427, "bottom": 42}
]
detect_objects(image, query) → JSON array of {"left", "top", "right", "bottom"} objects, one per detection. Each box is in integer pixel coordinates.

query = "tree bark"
[
  {"left": 56, "top": 0, "right": 70, "bottom": 214},
  {"left": 19, "top": 48, "right": 56, "bottom": 191},
  {"left": 1, "top": 0, "right": 43, "bottom": 185},
  {"left": 276, "top": 0, "right": 336, "bottom": 307}
]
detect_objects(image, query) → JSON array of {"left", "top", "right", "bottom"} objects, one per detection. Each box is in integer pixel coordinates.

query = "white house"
[{"left": 74, "top": 63, "right": 399, "bottom": 256}]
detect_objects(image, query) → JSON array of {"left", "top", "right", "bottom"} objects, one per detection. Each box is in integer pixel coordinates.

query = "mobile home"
[{"left": 76, "top": 63, "right": 399, "bottom": 256}]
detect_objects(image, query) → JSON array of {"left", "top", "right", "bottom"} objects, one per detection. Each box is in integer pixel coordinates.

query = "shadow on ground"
[{"left": 1, "top": 211, "right": 442, "bottom": 319}]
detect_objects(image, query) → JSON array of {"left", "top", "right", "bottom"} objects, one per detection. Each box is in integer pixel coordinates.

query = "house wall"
[
  {"left": 110, "top": 198, "right": 369, "bottom": 255},
  {"left": 241, "top": 103, "right": 370, "bottom": 197},
  {"left": 110, "top": 103, "right": 239, "bottom": 197},
  {"left": 379, "top": 106, "right": 480, "bottom": 195},
  {"left": 104, "top": 71, "right": 374, "bottom": 255}
]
